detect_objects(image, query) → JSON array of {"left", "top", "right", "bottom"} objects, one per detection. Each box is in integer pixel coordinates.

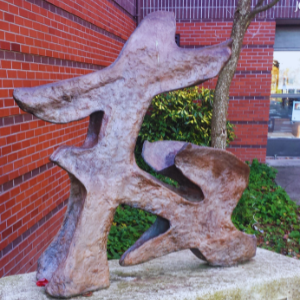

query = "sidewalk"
[{"left": 266, "top": 158, "right": 300, "bottom": 206}]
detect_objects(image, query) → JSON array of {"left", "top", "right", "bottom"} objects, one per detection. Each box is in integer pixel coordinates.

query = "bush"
[
  {"left": 107, "top": 205, "right": 156, "bottom": 259},
  {"left": 137, "top": 87, "right": 235, "bottom": 149},
  {"left": 232, "top": 159, "right": 300, "bottom": 258},
  {"left": 135, "top": 86, "right": 235, "bottom": 178}
]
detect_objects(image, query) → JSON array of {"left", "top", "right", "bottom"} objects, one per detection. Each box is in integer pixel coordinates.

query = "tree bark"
[{"left": 211, "top": 0, "right": 280, "bottom": 149}]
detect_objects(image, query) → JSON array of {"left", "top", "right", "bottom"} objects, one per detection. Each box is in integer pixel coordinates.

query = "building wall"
[
  {"left": 0, "top": 0, "right": 136, "bottom": 277},
  {"left": 177, "top": 21, "right": 276, "bottom": 162}
]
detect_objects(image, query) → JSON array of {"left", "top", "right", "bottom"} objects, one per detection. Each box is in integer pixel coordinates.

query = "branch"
[
  {"left": 250, "top": 0, "right": 281, "bottom": 17},
  {"left": 248, "top": 23, "right": 263, "bottom": 38},
  {"left": 255, "top": 0, "right": 266, "bottom": 8}
]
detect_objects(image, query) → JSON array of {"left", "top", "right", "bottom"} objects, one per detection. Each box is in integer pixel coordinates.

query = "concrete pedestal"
[{"left": 0, "top": 248, "right": 300, "bottom": 300}]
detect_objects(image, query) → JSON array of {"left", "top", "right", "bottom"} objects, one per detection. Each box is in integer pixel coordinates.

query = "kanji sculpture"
[{"left": 13, "top": 11, "right": 256, "bottom": 298}]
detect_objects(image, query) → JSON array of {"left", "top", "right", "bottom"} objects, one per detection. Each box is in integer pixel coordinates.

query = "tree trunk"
[
  {"left": 211, "top": 0, "right": 252, "bottom": 149},
  {"left": 211, "top": 0, "right": 281, "bottom": 149}
]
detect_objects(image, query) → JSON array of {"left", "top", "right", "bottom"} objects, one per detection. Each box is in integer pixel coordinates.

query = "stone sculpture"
[{"left": 13, "top": 11, "right": 256, "bottom": 298}]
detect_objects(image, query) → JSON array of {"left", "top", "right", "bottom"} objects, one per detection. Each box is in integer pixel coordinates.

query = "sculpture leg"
[
  {"left": 45, "top": 192, "right": 116, "bottom": 298},
  {"left": 37, "top": 175, "right": 86, "bottom": 281},
  {"left": 120, "top": 144, "right": 257, "bottom": 267},
  {"left": 193, "top": 230, "right": 257, "bottom": 266},
  {"left": 120, "top": 217, "right": 173, "bottom": 266}
]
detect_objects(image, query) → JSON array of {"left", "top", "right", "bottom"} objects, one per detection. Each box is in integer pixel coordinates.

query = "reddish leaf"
[{"left": 36, "top": 278, "right": 49, "bottom": 287}]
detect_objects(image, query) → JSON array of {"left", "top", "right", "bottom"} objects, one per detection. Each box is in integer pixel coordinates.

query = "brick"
[
  {"left": 13, "top": 220, "right": 22, "bottom": 231},
  {"left": 2, "top": 227, "right": 13, "bottom": 239},
  {"left": 4, "top": 13, "right": 14, "bottom": 23},
  {"left": 11, "top": 43, "right": 21, "bottom": 52},
  {"left": 0, "top": 41, "right": 10, "bottom": 51},
  {"left": 0, "top": 21, "right": 9, "bottom": 32}
]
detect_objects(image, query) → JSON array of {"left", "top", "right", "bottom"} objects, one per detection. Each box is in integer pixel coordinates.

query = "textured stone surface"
[
  {"left": 1, "top": 249, "right": 300, "bottom": 300},
  {"left": 12, "top": 10, "right": 255, "bottom": 298},
  {"left": 120, "top": 141, "right": 256, "bottom": 267}
]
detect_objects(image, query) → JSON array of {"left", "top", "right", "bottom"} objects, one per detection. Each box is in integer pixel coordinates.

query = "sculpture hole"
[
  {"left": 136, "top": 138, "right": 204, "bottom": 202},
  {"left": 145, "top": 215, "right": 170, "bottom": 239},
  {"left": 109, "top": 205, "right": 170, "bottom": 259},
  {"left": 118, "top": 212, "right": 170, "bottom": 261},
  {"left": 82, "top": 111, "right": 104, "bottom": 148},
  {"left": 159, "top": 165, "right": 204, "bottom": 202},
  {"left": 130, "top": 215, "right": 170, "bottom": 251},
  {"left": 136, "top": 152, "right": 204, "bottom": 202}
]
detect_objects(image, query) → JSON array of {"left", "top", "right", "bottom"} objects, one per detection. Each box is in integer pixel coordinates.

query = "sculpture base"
[{"left": 1, "top": 249, "right": 300, "bottom": 300}]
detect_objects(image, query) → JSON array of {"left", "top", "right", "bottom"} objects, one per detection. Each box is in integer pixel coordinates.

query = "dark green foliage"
[
  {"left": 138, "top": 87, "right": 235, "bottom": 148},
  {"left": 135, "top": 87, "right": 235, "bottom": 185},
  {"left": 232, "top": 159, "right": 300, "bottom": 258},
  {"left": 107, "top": 205, "right": 156, "bottom": 260}
]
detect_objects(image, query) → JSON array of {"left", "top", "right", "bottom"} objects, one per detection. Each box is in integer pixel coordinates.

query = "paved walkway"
[{"left": 266, "top": 159, "right": 300, "bottom": 206}]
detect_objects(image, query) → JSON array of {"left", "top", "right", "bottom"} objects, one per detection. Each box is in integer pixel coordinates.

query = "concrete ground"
[
  {"left": 1, "top": 249, "right": 300, "bottom": 300},
  {"left": 266, "top": 159, "right": 300, "bottom": 206}
]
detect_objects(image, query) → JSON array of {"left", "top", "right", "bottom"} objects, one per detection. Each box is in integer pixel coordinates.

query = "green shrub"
[
  {"left": 138, "top": 87, "right": 235, "bottom": 149},
  {"left": 135, "top": 86, "right": 235, "bottom": 178},
  {"left": 107, "top": 205, "right": 156, "bottom": 259},
  {"left": 232, "top": 159, "right": 300, "bottom": 258}
]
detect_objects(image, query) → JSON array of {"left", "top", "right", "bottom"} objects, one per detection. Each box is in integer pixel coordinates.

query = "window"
[{"left": 267, "top": 26, "right": 300, "bottom": 156}]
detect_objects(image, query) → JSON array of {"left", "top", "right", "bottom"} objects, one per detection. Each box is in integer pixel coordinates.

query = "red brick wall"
[
  {"left": 0, "top": 0, "right": 135, "bottom": 277},
  {"left": 177, "top": 21, "right": 276, "bottom": 162}
]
